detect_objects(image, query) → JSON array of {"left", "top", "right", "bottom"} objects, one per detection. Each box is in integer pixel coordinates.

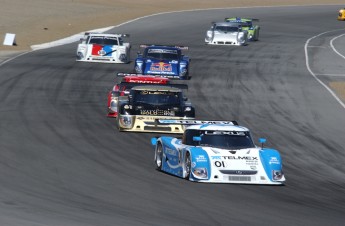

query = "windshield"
[
  {"left": 184, "top": 130, "right": 255, "bottom": 149},
  {"left": 88, "top": 36, "right": 119, "bottom": 45},
  {"left": 215, "top": 26, "right": 239, "bottom": 32},
  {"left": 145, "top": 48, "right": 179, "bottom": 61},
  {"left": 133, "top": 90, "right": 181, "bottom": 105}
]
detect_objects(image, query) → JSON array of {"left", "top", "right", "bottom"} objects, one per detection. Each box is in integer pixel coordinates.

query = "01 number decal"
[{"left": 214, "top": 161, "right": 227, "bottom": 167}]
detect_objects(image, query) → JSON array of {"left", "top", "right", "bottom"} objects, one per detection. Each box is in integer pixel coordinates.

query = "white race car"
[
  {"left": 205, "top": 22, "right": 248, "bottom": 46},
  {"left": 151, "top": 120, "right": 285, "bottom": 185},
  {"left": 76, "top": 32, "right": 130, "bottom": 63}
]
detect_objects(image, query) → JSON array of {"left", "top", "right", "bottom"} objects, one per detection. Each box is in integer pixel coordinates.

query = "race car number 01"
[{"left": 215, "top": 161, "right": 227, "bottom": 167}]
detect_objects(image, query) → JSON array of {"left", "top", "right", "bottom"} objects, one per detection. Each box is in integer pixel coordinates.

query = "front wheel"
[
  {"left": 155, "top": 143, "right": 163, "bottom": 170},
  {"left": 184, "top": 152, "right": 191, "bottom": 179}
]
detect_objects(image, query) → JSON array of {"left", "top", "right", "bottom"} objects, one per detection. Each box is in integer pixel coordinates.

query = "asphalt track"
[{"left": 0, "top": 5, "right": 345, "bottom": 226}]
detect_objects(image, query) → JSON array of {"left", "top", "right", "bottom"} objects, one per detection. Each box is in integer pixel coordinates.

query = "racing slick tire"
[
  {"left": 184, "top": 152, "right": 191, "bottom": 179},
  {"left": 155, "top": 143, "right": 163, "bottom": 170},
  {"left": 255, "top": 29, "right": 260, "bottom": 41}
]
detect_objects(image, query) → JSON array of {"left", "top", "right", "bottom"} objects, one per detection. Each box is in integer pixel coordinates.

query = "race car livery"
[
  {"left": 151, "top": 120, "right": 285, "bottom": 185},
  {"left": 117, "top": 85, "right": 195, "bottom": 133},
  {"left": 338, "top": 8, "right": 345, "bottom": 20},
  {"left": 224, "top": 17, "right": 260, "bottom": 41},
  {"left": 107, "top": 73, "right": 170, "bottom": 117},
  {"left": 134, "top": 45, "right": 190, "bottom": 80},
  {"left": 76, "top": 32, "right": 130, "bottom": 63},
  {"left": 205, "top": 22, "right": 248, "bottom": 46}
]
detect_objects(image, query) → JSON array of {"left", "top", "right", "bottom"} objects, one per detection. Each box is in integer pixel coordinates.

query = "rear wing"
[
  {"left": 84, "top": 32, "right": 130, "bottom": 37},
  {"left": 116, "top": 73, "right": 170, "bottom": 85},
  {"left": 155, "top": 119, "right": 238, "bottom": 125},
  {"left": 224, "top": 17, "right": 259, "bottom": 22},
  {"left": 139, "top": 44, "right": 189, "bottom": 50},
  {"left": 116, "top": 82, "right": 188, "bottom": 91},
  {"left": 132, "top": 83, "right": 188, "bottom": 90},
  {"left": 117, "top": 73, "right": 165, "bottom": 77}
]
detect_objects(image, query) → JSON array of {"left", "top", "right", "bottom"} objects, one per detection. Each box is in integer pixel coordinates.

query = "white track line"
[
  {"left": 305, "top": 29, "right": 345, "bottom": 109},
  {"left": 330, "top": 33, "right": 345, "bottom": 59}
]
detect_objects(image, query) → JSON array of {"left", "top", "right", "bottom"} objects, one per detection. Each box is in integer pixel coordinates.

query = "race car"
[
  {"left": 117, "top": 85, "right": 195, "bottom": 133},
  {"left": 151, "top": 120, "right": 285, "bottom": 185},
  {"left": 224, "top": 17, "right": 260, "bottom": 41},
  {"left": 76, "top": 32, "right": 130, "bottom": 63},
  {"left": 107, "top": 73, "right": 170, "bottom": 117},
  {"left": 134, "top": 45, "right": 190, "bottom": 80},
  {"left": 338, "top": 8, "right": 345, "bottom": 20},
  {"left": 205, "top": 22, "right": 248, "bottom": 46}
]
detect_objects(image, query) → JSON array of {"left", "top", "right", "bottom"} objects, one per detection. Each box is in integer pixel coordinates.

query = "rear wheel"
[
  {"left": 184, "top": 152, "right": 191, "bottom": 179},
  {"left": 155, "top": 143, "right": 163, "bottom": 170},
  {"left": 255, "top": 29, "right": 260, "bottom": 41}
]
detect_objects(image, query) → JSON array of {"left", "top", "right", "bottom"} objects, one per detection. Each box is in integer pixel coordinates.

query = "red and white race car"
[
  {"left": 76, "top": 32, "right": 130, "bottom": 63},
  {"left": 107, "top": 73, "right": 170, "bottom": 117}
]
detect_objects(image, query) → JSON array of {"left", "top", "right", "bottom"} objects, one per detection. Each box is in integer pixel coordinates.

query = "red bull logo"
[{"left": 150, "top": 62, "right": 172, "bottom": 72}]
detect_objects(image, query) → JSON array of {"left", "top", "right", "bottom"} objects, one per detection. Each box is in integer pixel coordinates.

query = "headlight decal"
[
  {"left": 189, "top": 147, "right": 211, "bottom": 180},
  {"left": 119, "top": 115, "right": 134, "bottom": 128}
]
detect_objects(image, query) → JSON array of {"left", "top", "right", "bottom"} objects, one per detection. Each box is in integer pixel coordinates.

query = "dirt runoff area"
[{"left": 0, "top": 0, "right": 343, "bottom": 51}]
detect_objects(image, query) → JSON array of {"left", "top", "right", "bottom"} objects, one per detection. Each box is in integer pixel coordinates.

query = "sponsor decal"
[
  {"left": 140, "top": 91, "right": 171, "bottom": 95},
  {"left": 127, "top": 79, "right": 166, "bottom": 84},
  {"left": 150, "top": 62, "right": 172, "bottom": 72},
  {"left": 196, "top": 155, "right": 207, "bottom": 162},
  {"left": 91, "top": 45, "right": 113, "bottom": 56},
  {"left": 211, "top": 156, "right": 221, "bottom": 160},
  {"left": 222, "top": 156, "right": 258, "bottom": 160},
  {"left": 140, "top": 109, "right": 174, "bottom": 116},
  {"left": 269, "top": 157, "right": 280, "bottom": 165},
  {"left": 165, "top": 147, "right": 177, "bottom": 156},
  {"left": 148, "top": 49, "right": 177, "bottom": 54}
]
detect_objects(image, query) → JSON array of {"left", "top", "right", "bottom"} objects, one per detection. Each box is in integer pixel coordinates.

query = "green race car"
[{"left": 224, "top": 17, "right": 260, "bottom": 41}]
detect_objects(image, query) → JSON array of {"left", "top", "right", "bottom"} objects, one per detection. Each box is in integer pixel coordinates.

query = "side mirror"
[
  {"left": 128, "top": 95, "right": 133, "bottom": 102},
  {"left": 258, "top": 138, "right": 266, "bottom": 149},
  {"left": 193, "top": 136, "right": 202, "bottom": 146},
  {"left": 151, "top": 137, "right": 157, "bottom": 146}
]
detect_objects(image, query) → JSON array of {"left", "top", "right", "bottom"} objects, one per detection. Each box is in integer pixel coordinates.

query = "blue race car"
[
  {"left": 151, "top": 120, "right": 285, "bottom": 185},
  {"left": 134, "top": 45, "right": 190, "bottom": 80}
]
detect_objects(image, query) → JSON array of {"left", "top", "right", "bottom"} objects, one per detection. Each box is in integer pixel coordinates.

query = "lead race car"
[
  {"left": 117, "top": 85, "right": 195, "bottom": 133},
  {"left": 107, "top": 73, "right": 170, "bottom": 117},
  {"left": 224, "top": 17, "right": 260, "bottom": 41},
  {"left": 76, "top": 32, "right": 130, "bottom": 63},
  {"left": 205, "top": 22, "right": 248, "bottom": 46},
  {"left": 134, "top": 45, "right": 190, "bottom": 80},
  {"left": 151, "top": 120, "right": 285, "bottom": 185}
]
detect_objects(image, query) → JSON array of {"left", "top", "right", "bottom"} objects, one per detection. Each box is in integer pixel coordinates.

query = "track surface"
[{"left": 0, "top": 5, "right": 345, "bottom": 226}]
